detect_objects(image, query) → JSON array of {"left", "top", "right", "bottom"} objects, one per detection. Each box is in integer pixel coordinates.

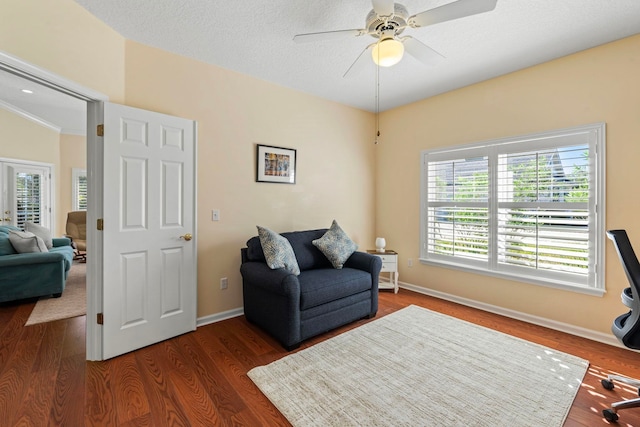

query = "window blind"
[
  {"left": 421, "top": 123, "right": 605, "bottom": 293},
  {"left": 15, "top": 172, "right": 42, "bottom": 228}
]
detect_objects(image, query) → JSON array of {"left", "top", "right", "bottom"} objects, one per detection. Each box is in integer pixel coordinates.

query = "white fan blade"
[
  {"left": 372, "top": 0, "right": 395, "bottom": 16},
  {"left": 293, "top": 29, "right": 365, "bottom": 43},
  {"left": 409, "top": 0, "right": 497, "bottom": 28},
  {"left": 343, "top": 44, "right": 376, "bottom": 78},
  {"left": 402, "top": 37, "right": 445, "bottom": 66}
]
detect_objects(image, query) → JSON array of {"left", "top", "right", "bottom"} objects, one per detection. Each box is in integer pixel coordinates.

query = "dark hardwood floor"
[{"left": 1, "top": 289, "right": 639, "bottom": 426}]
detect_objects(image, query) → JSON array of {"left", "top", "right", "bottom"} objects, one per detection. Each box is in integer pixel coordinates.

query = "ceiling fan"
[{"left": 293, "top": 0, "right": 498, "bottom": 77}]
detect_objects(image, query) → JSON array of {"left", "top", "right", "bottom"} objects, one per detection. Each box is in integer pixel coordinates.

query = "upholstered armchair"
[
  {"left": 240, "top": 226, "right": 382, "bottom": 350},
  {"left": 65, "top": 211, "right": 86, "bottom": 261}
]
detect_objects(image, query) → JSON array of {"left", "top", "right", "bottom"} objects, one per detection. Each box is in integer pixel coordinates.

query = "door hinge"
[
  {"left": 97, "top": 313, "right": 104, "bottom": 325},
  {"left": 97, "top": 124, "right": 104, "bottom": 137},
  {"left": 97, "top": 218, "right": 104, "bottom": 230}
]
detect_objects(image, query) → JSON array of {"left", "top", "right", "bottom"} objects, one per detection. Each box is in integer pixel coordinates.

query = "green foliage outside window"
[{"left": 431, "top": 149, "right": 590, "bottom": 273}]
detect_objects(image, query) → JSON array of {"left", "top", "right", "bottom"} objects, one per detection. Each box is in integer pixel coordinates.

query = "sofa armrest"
[
  {"left": 0, "top": 252, "right": 64, "bottom": 267},
  {"left": 53, "top": 237, "right": 71, "bottom": 247},
  {"left": 344, "top": 251, "right": 383, "bottom": 275},
  {"left": 241, "top": 260, "right": 303, "bottom": 349},
  {"left": 240, "top": 261, "right": 300, "bottom": 297}
]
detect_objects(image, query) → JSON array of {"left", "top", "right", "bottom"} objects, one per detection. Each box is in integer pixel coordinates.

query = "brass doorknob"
[{"left": 179, "top": 233, "right": 193, "bottom": 241}]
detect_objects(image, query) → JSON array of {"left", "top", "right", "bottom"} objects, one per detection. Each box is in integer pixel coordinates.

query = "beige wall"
[
  {"left": 58, "top": 134, "right": 87, "bottom": 235},
  {"left": 0, "top": 0, "right": 125, "bottom": 103},
  {"left": 3, "top": 0, "right": 636, "bottom": 336},
  {"left": 377, "top": 34, "right": 640, "bottom": 334},
  {"left": 0, "top": 108, "right": 60, "bottom": 164},
  {"left": 0, "top": 110, "right": 86, "bottom": 237},
  {"left": 0, "top": 108, "right": 63, "bottom": 234},
  {"left": 124, "top": 41, "right": 376, "bottom": 316},
  {"left": 0, "top": 0, "right": 375, "bottom": 320},
  {"left": 1, "top": 0, "right": 123, "bottom": 236}
]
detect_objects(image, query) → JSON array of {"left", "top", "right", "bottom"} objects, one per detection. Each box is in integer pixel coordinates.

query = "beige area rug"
[
  {"left": 25, "top": 262, "right": 86, "bottom": 326},
  {"left": 248, "top": 305, "right": 589, "bottom": 427}
]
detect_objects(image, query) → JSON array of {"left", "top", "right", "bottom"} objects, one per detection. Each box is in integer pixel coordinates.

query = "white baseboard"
[
  {"left": 197, "top": 307, "right": 244, "bottom": 327},
  {"left": 398, "top": 281, "right": 625, "bottom": 349},
  {"left": 194, "top": 284, "right": 627, "bottom": 350}
]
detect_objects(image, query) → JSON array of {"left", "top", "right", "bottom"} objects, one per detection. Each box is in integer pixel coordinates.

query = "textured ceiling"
[
  {"left": 73, "top": 0, "right": 640, "bottom": 112},
  {"left": 2, "top": 1, "right": 640, "bottom": 135}
]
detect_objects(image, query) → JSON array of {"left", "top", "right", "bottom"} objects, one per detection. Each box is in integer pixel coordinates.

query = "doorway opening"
[{"left": 0, "top": 50, "right": 107, "bottom": 360}]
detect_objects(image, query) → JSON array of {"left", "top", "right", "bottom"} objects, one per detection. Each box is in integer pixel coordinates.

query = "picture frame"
[{"left": 256, "top": 144, "right": 297, "bottom": 184}]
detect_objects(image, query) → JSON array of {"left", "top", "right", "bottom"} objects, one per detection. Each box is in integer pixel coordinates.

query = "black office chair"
[{"left": 601, "top": 230, "right": 640, "bottom": 422}]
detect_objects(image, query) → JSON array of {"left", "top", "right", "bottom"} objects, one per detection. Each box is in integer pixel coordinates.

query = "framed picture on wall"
[{"left": 256, "top": 144, "right": 297, "bottom": 184}]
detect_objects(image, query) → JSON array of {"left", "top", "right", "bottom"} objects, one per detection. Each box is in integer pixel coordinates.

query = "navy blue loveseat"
[{"left": 240, "top": 228, "right": 382, "bottom": 350}]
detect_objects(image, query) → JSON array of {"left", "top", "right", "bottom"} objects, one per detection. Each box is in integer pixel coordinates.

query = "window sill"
[{"left": 419, "top": 258, "right": 605, "bottom": 297}]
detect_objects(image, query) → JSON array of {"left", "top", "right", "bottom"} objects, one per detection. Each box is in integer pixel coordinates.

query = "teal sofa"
[{"left": 0, "top": 225, "right": 75, "bottom": 303}]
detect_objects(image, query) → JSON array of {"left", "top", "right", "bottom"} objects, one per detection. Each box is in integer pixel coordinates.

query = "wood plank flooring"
[{"left": 1, "top": 289, "right": 639, "bottom": 426}]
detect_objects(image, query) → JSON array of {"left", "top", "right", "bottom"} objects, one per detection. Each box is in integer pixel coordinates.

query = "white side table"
[{"left": 367, "top": 250, "right": 399, "bottom": 294}]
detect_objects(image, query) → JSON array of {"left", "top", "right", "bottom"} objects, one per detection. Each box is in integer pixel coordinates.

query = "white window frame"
[
  {"left": 420, "top": 123, "right": 606, "bottom": 296},
  {"left": 72, "top": 168, "right": 87, "bottom": 211},
  {"left": 0, "top": 158, "right": 54, "bottom": 231}
]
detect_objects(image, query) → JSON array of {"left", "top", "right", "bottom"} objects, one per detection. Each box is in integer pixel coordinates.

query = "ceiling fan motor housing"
[{"left": 366, "top": 3, "right": 409, "bottom": 38}]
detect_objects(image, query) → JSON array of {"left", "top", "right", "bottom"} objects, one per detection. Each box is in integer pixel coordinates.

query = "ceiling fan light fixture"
[{"left": 372, "top": 38, "right": 404, "bottom": 67}]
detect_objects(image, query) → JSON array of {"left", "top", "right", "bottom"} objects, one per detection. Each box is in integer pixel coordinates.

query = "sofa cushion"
[
  {"left": 0, "top": 225, "right": 20, "bottom": 235},
  {"left": 0, "top": 235, "right": 17, "bottom": 256},
  {"left": 281, "top": 229, "right": 331, "bottom": 271},
  {"left": 257, "top": 226, "right": 300, "bottom": 275},
  {"left": 246, "top": 228, "right": 332, "bottom": 271},
  {"left": 312, "top": 220, "right": 358, "bottom": 269},
  {"left": 24, "top": 222, "right": 53, "bottom": 249},
  {"left": 245, "top": 235, "right": 266, "bottom": 262},
  {"left": 298, "top": 268, "right": 372, "bottom": 310},
  {"left": 9, "top": 230, "right": 48, "bottom": 253}
]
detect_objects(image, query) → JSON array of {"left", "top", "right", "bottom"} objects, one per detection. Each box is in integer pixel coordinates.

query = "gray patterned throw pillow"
[
  {"left": 312, "top": 220, "right": 358, "bottom": 269},
  {"left": 8, "top": 230, "right": 49, "bottom": 253},
  {"left": 257, "top": 226, "right": 300, "bottom": 275}
]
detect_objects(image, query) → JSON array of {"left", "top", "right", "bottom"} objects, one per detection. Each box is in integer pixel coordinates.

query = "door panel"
[
  {"left": 160, "top": 247, "right": 183, "bottom": 316},
  {"left": 102, "top": 102, "right": 196, "bottom": 359},
  {"left": 122, "top": 157, "right": 147, "bottom": 229},
  {"left": 162, "top": 161, "right": 182, "bottom": 227}
]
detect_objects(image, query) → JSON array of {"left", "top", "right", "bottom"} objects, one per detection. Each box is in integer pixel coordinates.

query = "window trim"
[
  {"left": 420, "top": 123, "right": 606, "bottom": 296},
  {"left": 0, "top": 158, "right": 54, "bottom": 231}
]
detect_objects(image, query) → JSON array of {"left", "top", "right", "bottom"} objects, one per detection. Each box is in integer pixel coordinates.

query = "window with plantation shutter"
[
  {"left": 421, "top": 123, "right": 606, "bottom": 294},
  {"left": 0, "top": 160, "right": 53, "bottom": 231},
  {"left": 15, "top": 172, "right": 42, "bottom": 228},
  {"left": 72, "top": 168, "right": 87, "bottom": 211},
  {"left": 426, "top": 151, "right": 489, "bottom": 266}
]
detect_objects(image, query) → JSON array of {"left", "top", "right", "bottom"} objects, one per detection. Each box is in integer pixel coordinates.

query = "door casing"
[{"left": 1, "top": 51, "right": 199, "bottom": 360}]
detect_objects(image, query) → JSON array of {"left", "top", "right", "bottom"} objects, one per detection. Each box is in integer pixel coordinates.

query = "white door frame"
[{"left": 0, "top": 51, "right": 108, "bottom": 360}]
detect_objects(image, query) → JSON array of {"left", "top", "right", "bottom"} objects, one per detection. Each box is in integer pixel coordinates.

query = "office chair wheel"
[
  {"left": 603, "top": 408, "right": 619, "bottom": 422},
  {"left": 601, "top": 379, "right": 615, "bottom": 390}
]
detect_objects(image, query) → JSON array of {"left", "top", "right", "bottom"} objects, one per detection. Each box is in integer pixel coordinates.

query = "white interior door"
[{"left": 101, "top": 102, "right": 197, "bottom": 359}]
